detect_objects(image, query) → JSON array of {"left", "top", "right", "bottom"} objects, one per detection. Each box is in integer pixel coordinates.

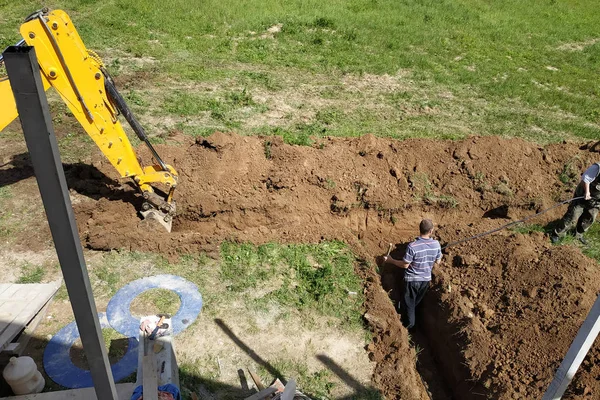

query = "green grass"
[
  {"left": 0, "top": 186, "right": 13, "bottom": 200},
  {"left": 220, "top": 241, "right": 364, "bottom": 329},
  {"left": 549, "top": 220, "right": 600, "bottom": 266},
  {"left": 102, "top": 328, "right": 127, "bottom": 361},
  {"left": 582, "top": 223, "right": 600, "bottom": 261},
  {"left": 131, "top": 288, "right": 181, "bottom": 316},
  {"left": 16, "top": 262, "right": 45, "bottom": 283},
  {"left": 509, "top": 223, "right": 547, "bottom": 235},
  {"left": 3, "top": 0, "right": 600, "bottom": 142}
]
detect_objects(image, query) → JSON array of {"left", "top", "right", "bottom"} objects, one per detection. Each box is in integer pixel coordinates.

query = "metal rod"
[
  {"left": 542, "top": 294, "right": 600, "bottom": 400},
  {"left": 3, "top": 45, "right": 118, "bottom": 400},
  {"left": 0, "top": 39, "right": 26, "bottom": 64}
]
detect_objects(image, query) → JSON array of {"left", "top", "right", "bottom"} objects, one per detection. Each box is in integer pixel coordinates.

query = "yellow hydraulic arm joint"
[{"left": 0, "top": 9, "right": 178, "bottom": 231}]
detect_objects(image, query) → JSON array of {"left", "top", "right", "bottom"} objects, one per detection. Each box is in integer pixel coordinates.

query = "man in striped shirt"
[{"left": 384, "top": 219, "right": 442, "bottom": 330}]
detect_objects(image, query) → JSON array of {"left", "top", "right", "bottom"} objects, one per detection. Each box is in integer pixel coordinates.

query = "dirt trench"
[{"left": 69, "top": 132, "right": 600, "bottom": 399}]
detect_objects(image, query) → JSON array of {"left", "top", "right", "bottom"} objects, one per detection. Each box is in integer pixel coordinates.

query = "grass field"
[{"left": 2, "top": 0, "right": 600, "bottom": 143}]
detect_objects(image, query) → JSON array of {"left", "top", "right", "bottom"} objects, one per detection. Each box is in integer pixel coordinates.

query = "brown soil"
[{"left": 65, "top": 133, "right": 600, "bottom": 399}]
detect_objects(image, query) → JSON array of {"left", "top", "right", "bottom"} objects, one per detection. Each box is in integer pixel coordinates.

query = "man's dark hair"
[{"left": 420, "top": 219, "right": 434, "bottom": 235}]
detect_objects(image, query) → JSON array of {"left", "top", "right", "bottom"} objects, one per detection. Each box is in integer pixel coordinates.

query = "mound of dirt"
[
  {"left": 423, "top": 229, "right": 600, "bottom": 399},
  {"left": 70, "top": 133, "right": 600, "bottom": 399}
]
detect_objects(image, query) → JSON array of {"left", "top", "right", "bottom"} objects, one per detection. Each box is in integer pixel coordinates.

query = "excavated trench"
[{"left": 67, "top": 132, "right": 600, "bottom": 399}]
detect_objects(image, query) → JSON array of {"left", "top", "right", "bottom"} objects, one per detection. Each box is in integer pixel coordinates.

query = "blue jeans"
[{"left": 401, "top": 280, "right": 430, "bottom": 330}]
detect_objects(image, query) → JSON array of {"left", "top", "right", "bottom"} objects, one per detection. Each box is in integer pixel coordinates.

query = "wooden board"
[
  {"left": 1, "top": 301, "right": 52, "bottom": 357},
  {"left": 135, "top": 318, "right": 179, "bottom": 389},
  {"left": 0, "top": 281, "right": 61, "bottom": 351},
  {"left": 0, "top": 383, "right": 134, "bottom": 400},
  {"left": 142, "top": 355, "right": 158, "bottom": 400}
]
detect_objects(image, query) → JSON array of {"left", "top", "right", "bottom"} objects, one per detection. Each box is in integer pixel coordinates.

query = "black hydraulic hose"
[
  {"left": 441, "top": 196, "right": 585, "bottom": 250},
  {"left": 103, "top": 72, "right": 168, "bottom": 171}
]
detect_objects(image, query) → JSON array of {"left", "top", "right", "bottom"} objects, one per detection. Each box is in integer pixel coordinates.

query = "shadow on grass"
[{"left": 0, "top": 319, "right": 381, "bottom": 399}]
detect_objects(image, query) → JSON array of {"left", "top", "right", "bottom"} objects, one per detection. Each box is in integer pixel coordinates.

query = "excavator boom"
[{"left": 0, "top": 9, "right": 177, "bottom": 232}]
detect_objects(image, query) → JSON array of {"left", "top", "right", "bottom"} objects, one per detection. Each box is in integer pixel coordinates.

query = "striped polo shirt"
[{"left": 403, "top": 237, "right": 442, "bottom": 282}]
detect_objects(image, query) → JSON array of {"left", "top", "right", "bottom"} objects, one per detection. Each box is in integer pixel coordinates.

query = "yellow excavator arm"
[{"left": 0, "top": 9, "right": 177, "bottom": 231}]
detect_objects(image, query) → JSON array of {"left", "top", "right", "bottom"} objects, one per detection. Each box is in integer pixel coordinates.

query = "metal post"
[
  {"left": 3, "top": 46, "right": 118, "bottom": 400},
  {"left": 542, "top": 294, "right": 600, "bottom": 400}
]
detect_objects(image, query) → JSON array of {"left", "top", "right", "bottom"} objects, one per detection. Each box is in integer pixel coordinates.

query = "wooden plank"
[
  {"left": 0, "top": 282, "right": 57, "bottom": 336},
  {"left": 0, "top": 285, "right": 22, "bottom": 299},
  {"left": 0, "top": 281, "right": 61, "bottom": 350},
  {"left": 0, "top": 298, "right": 33, "bottom": 337},
  {"left": 143, "top": 354, "right": 159, "bottom": 400},
  {"left": 543, "top": 294, "right": 600, "bottom": 399},
  {"left": 0, "top": 284, "right": 15, "bottom": 298},
  {"left": 136, "top": 317, "right": 179, "bottom": 390},
  {"left": 2, "top": 301, "right": 52, "bottom": 356},
  {"left": 244, "top": 387, "right": 277, "bottom": 400},
  {"left": 247, "top": 368, "right": 265, "bottom": 390},
  {"left": 0, "top": 383, "right": 135, "bottom": 400},
  {"left": 2, "top": 343, "right": 19, "bottom": 354}
]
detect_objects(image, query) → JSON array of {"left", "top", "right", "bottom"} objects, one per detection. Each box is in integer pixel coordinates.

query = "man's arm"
[
  {"left": 434, "top": 246, "right": 442, "bottom": 266},
  {"left": 584, "top": 181, "right": 591, "bottom": 200},
  {"left": 581, "top": 164, "right": 599, "bottom": 200},
  {"left": 383, "top": 255, "right": 411, "bottom": 269}
]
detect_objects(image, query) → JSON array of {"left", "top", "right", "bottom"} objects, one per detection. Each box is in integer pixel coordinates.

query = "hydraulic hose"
[{"left": 441, "top": 196, "right": 585, "bottom": 250}]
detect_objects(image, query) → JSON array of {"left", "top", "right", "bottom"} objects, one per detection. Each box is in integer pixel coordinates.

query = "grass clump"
[
  {"left": 410, "top": 172, "right": 458, "bottom": 208},
  {"left": 509, "top": 224, "right": 546, "bottom": 235},
  {"left": 559, "top": 156, "right": 583, "bottom": 185},
  {"left": 16, "top": 263, "right": 45, "bottom": 284},
  {"left": 131, "top": 288, "right": 181, "bottom": 316}
]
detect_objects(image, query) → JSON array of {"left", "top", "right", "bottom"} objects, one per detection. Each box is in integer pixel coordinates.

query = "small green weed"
[
  {"left": 474, "top": 172, "right": 491, "bottom": 193},
  {"left": 55, "top": 284, "right": 69, "bottom": 301},
  {"left": 124, "top": 90, "right": 148, "bottom": 107},
  {"left": 267, "top": 127, "right": 313, "bottom": 146},
  {"left": 436, "top": 195, "right": 459, "bottom": 209},
  {"left": 494, "top": 182, "right": 514, "bottom": 197},
  {"left": 560, "top": 156, "right": 582, "bottom": 185},
  {"left": 226, "top": 88, "right": 254, "bottom": 107},
  {"left": 264, "top": 140, "right": 272, "bottom": 159},
  {"left": 410, "top": 172, "right": 458, "bottom": 208},
  {"left": 16, "top": 263, "right": 45, "bottom": 284},
  {"left": 509, "top": 224, "right": 546, "bottom": 234}
]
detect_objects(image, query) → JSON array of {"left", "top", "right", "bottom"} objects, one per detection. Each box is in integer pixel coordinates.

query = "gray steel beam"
[{"left": 3, "top": 46, "right": 118, "bottom": 400}]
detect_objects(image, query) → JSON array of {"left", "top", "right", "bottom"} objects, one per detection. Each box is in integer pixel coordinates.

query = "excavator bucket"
[{"left": 140, "top": 209, "right": 173, "bottom": 233}]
